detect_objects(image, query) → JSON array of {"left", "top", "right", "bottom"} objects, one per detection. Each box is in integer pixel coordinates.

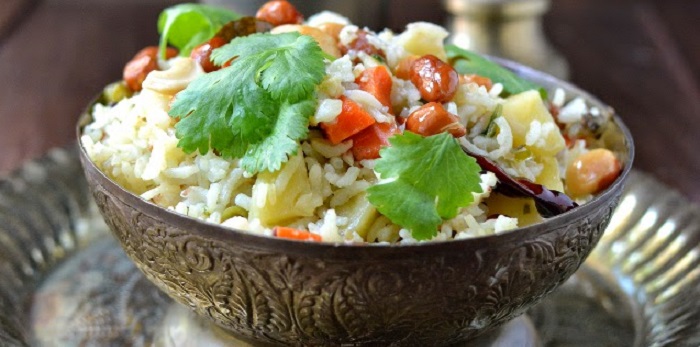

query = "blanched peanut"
[
  {"left": 565, "top": 148, "right": 621, "bottom": 197},
  {"left": 123, "top": 46, "right": 177, "bottom": 91},
  {"left": 406, "top": 102, "right": 466, "bottom": 138},
  {"left": 255, "top": 0, "right": 303, "bottom": 26},
  {"left": 272, "top": 24, "right": 341, "bottom": 58},
  {"left": 410, "top": 55, "right": 459, "bottom": 102},
  {"left": 190, "top": 36, "right": 227, "bottom": 72}
]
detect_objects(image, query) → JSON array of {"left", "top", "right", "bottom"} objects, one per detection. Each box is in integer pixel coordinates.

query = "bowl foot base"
[
  {"left": 155, "top": 303, "right": 539, "bottom": 347},
  {"left": 28, "top": 237, "right": 636, "bottom": 346}
]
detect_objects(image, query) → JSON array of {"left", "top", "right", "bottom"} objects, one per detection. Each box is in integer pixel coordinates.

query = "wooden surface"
[
  {"left": 544, "top": 0, "right": 700, "bottom": 203},
  {"left": 0, "top": 0, "right": 698, "bottom": 202}
]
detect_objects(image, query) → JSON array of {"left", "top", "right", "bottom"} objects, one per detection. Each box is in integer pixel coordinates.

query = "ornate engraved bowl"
[{"left": 77, "top": 59, "right": 634, "bottom": 346}]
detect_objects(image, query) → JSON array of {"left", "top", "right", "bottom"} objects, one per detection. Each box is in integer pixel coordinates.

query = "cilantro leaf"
[
  {"left": 445, "top": 44, "right": 547, "bottom": 99},
  {"left": 157, "top": 3, "right": 241, "bottom": 59},
  {"left": 242, "top": 99, "right": 314, "bottom": 172},
  {"left": 367, "top": 132, "right": 483, "bottom": 240},
  {"left": 169, "top": 32, "right": 325, "bottom": 174},
  {"left": 212, "top": 33, "right": 326, "bottom": 103}
]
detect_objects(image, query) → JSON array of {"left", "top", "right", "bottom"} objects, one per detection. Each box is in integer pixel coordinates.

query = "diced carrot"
[
  {"left": 274, "top": 226, "right": 322, "bottom": 242},
  {"left": 460, "top": 74, "right": 493, "bottom": 90},
  {"left": 350, "top": 121, "right": 400, "bottom": 160},
  {"left": 320, "top": 96, "right": 376, "bottom": 144},
  {"left": 356, "top": 66, "right": 393, "bottom": 113},
  {"left": 394, "top": 55, "right": 418, "bottom": 80}
]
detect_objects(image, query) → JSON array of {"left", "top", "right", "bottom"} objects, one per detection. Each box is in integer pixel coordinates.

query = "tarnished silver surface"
[
  {"left": 0, "top": 149, "right": 699, "bottom": 345},
  {"left": 0, "top": 147, "right": 104, "bottom": 347}
]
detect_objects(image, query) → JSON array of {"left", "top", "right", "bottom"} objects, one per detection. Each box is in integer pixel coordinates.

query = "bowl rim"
[{"left": 77, "top": 56, "right": 635, "bottom": 256}]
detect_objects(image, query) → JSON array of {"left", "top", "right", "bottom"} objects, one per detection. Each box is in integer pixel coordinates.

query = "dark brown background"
[{"left": 1, "top": 0, "right": 698, "bottom": 201}]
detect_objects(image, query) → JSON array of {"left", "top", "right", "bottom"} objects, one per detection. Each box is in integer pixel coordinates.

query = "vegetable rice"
[{"left": 81, "top": 2, "right": 620, "bottom": 244}]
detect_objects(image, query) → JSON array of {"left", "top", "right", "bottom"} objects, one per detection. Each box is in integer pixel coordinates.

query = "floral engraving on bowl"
[{"left": 89, "top": 179, "right": 619, "bottom": 345}]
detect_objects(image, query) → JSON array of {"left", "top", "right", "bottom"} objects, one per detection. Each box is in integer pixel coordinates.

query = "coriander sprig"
[
  {"left": 367, "top": 132, "right": 483, "bottom": 240},
  {"left": 169, "top": 32, "right": 326, "bottom": 174}
]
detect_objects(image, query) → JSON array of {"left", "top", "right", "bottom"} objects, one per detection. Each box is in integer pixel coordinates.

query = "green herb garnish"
[
  {"left": 169, "top": 32, "right": 326, "bottom": 174},
  {"left": 157, "top": 3, "right": 241, "bottom": 58},
  {"left": 367, "top": 132, "right": 483, "bottom": 240},
  {"left": 483, "top": 104, "right": 503, "bottom": 137},
  {"left": 445, "top": 44, "right": 547, "bottom": 99},
  {"left": 371, "top": 54, "right": 386, "bottom": 63}
]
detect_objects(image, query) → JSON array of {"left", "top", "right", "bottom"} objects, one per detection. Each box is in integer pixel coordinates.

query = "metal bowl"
[{"left": 77, "top": 58, "right": 634, "bottom": 346}]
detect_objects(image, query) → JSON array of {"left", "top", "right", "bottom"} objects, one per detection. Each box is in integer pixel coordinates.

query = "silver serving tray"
[{"left": 1, "top": 147, "right": 699, "bottom": 346}]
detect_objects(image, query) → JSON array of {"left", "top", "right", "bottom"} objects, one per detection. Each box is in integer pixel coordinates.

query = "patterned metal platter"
[{"left": 0, "top": 147, "right": 699, "bottom": 346}]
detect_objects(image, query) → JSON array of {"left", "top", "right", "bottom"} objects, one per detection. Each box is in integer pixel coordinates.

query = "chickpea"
[
  {"left": 316, "top": 22, "right": 345, "bottom": 40},
  {"left": 255, "top": 0, "right": 303, "bottom": 27},
  {"left": 123, "top": 46, "right": 177, "bottom": 91},
  {"left": 406, "top": 102, "right": 466, "bottom": 138},
  {"left": 410, "top": 55, "right": 459, "bottom": 103},
  {"left": 565, "top": 148, "right": 622, "bottom": 198},
  {"left": 271, "top": 25, "right": 341, "bottom": 58}
]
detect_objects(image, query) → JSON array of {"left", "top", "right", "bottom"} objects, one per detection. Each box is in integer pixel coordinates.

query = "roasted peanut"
[
  {"left": 190, "top": 36, "right": 227, "bottom": 72},
  {"left": 460, "top": 74, "right": 493, "bottom": 90},
  {"left": 123, "top": 46, "right": 177, "bottom": 91},
  {"left": 255, "top": 0, "right": 303, "bottom": 27},
  {"left": 410, "top": 55, "right": 459, "bottom": 102},
  {"left": 340, "top": 30, "right": 385, "bottom": 58},
  {"left": 132, "top": 46, "right": 177, "bottom": 60},
  {"left": 406, "top": 102, "right": 466, "bottom": 137},
  {"left": 565, "top": 148, "right": 622, "bottom": 197}
]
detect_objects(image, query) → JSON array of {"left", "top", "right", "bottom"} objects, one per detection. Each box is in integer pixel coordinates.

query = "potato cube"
[
  {"left": 535, "top": 156, "right": 564, "bottom": 192},
  {"left": 250, "top": 152, "right": 322, "bottom": 226},
  {"left": 335, "top": 192, "right": 379, "bottom": 239},
  {"left": 502, "top": 90, "right": 565, "bottom": 157},
  {"left": 485, "top": 194, "right": 543, "bottom": 227}
]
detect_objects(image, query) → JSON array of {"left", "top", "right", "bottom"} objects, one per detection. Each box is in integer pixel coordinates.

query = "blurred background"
[{"left": 0, "top": 0, "right": 698, "bottom": 201}]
